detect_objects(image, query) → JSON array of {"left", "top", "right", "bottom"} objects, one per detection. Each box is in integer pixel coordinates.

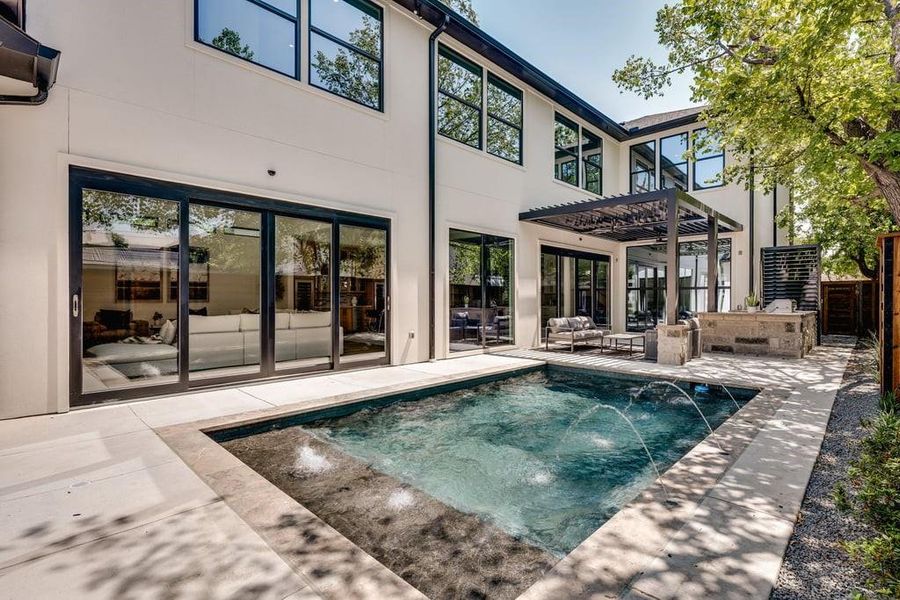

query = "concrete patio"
[{"left": 0, "top": 344, "right": 851, "bottom": 599}]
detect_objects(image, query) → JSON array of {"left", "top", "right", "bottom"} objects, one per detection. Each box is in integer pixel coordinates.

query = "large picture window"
[
  {"left": 693, "top": 128, "right": 725, "bottom": 189},
  {"left": 630, "top": 141, "right": 656, "bottom": 193},
  {"left": 449, "top": 229, "right": 514, "bottom": 351},
  {"left": 196, "top": 0, "right": 300, "bottom": 78},
  {"left": 438, "top": 46, "right": 483, "bottom": 149},
  {"left": 660, "top": 133, "right": 688, "bottom": 191},
  {"left": 309, "top": 0, "right": 383, "bottom": 110},
  {"left": 625, "top": 239, "right": 731, "bottom": 331},
  {"left": 486, "top": 74, "right": 523, "bottom": 164}
]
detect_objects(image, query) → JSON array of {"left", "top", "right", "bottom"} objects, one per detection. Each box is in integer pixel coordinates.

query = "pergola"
[{"left": 519, "top": 188, "right": 743, "bottom": 325}]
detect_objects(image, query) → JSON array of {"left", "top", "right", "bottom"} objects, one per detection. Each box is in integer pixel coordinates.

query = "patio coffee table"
[{"left": 602, "top": 333, "right": 644, "bottom": 354}]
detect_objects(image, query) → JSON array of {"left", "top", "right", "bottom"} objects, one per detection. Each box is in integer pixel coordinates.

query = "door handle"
[{"left": 72, "top": 294, "right": 79, "bottom": 318}]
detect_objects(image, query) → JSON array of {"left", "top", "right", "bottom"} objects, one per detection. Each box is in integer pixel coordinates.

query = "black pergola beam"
[{"left": 520, "top": 188, "right": 743, "bottom": 244}]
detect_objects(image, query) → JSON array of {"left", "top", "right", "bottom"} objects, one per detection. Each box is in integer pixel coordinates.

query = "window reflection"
[
  {"left": 339, "top": 225, "right": 387, "bottom": 361},
  {"left": 197, "top": 0, "right": 297, "bottom": 77},
  {"left": 438, "top": 46, "right": 483, "bottom": 148},
  {"left": 660, "top": 133, "right": 688, "bottom": 191},
  {"left": 554, "top": 114, "right": 579, "bottom": 186},
  {"left": 309, "top": 0, "right": 383, "bottom": 110},
  {"left": 693, "top": 128, "right": 725, "bottom": 189},
  {"left": 188, "top": 205, "right": 262, "bottom": 379},
  {"left": 80, "top": 190, "right": 180, "bottom": 393},
  {"left": 625, "top": 239, "right": 732, "bottom": 331},
  {"left": 487, "top": 74, "right": 523, "bottom": 164},
  {"left": 275, "top": 216, "right": 332, "bottom": 370},
  {"left": 449, "top": 229, "right": 514, "bottom": 351},
  {"left": 581, "top": 129, "right": 603, "bottom": 194},
  {"left": 630, "top": 141, "right": 656, "bottom": 193}
]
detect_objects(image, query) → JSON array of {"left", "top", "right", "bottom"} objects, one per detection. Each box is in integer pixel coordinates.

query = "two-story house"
[{"left": 0, "top": 0, "right": 789, "bottom": 418}]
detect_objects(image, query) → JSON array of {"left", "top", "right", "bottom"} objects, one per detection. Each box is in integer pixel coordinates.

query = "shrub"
[{"left": 840, "top": 406, "right": 900, "bottom": 597}]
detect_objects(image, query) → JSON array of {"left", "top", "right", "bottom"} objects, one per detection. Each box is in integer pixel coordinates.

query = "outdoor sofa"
[{"left": 545, "top": 316, "right": 611, "bottom": 351}]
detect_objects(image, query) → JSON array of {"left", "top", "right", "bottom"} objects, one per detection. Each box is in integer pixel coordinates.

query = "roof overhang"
[
  {"left": 0, "top": 15, "right": 60, "bottom": 105},
  {"left": 519, "top": 188, "right": 743, "bottom": 243}
]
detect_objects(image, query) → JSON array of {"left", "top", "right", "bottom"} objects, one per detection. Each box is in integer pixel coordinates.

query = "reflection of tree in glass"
[
  {"left": 311, "top": 16, "right": 381, "bottom": 108},
  {"left": 341, "top": 228, "right": 385, "bottom": 279},
  {"left": 438, "top": 51, "right": 482, "bottom": 146},
  {"left": 449, "top": 240, "right": 480, "bottom": 286},
  {"left": 212, "top": 28, "right": 254, "bottom": 61},
  {"left": 276, "top": 222, "right": 331, "bottom": 278}
]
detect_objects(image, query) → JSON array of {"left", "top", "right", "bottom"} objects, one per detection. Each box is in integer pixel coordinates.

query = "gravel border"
[{"left": 771, "top": 336, "right": 880, "bottom": 600}]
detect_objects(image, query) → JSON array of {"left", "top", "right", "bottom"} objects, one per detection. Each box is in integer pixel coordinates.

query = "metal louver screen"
[{"left": 761, "top": 245, "right": 821, "bottom": 310}]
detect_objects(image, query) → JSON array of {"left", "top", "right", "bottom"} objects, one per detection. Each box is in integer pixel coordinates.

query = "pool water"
[{"left": 302, "top": 367, "right": 757, "bottom": 557}]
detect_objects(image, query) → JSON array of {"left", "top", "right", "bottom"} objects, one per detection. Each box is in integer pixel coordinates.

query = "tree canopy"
[{"left": 614, "top": 0, "right": 900, "bottom": 275}]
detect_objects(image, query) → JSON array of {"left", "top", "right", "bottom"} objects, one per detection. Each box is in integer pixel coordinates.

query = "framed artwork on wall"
[
  {"left": 169, "top": 246, "right": 210, "bottom": 301},
  {"left": 115, "top": 250, "right": 163, "bottom": 301}
]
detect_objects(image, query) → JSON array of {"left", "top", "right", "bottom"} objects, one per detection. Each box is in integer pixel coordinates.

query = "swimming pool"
[{"left": 214, "top": 366, "right": 756, "bottom": 598}]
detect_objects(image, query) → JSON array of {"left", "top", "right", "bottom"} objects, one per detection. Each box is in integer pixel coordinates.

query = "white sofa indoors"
[{"left": 86, "top": 311, "right": 341, "bottom": 378}]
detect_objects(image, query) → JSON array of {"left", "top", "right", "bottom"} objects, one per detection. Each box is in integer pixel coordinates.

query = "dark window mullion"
[
  {"left": 487, "top": 112, "right": 521, "bottom": 132},
  {"left": 246, "top": 0, "right": 298, "bottom": 21},
  {"left": 439, "top": 88, "right": 482, "bottom": 113},
  {"left": 309, "top": 25, "right": 381, "bottom": 63}
]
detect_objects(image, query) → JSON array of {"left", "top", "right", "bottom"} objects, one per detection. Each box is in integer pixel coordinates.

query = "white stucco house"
[{"left": 0, "top": 0, "right": 790, "bottom": 418}]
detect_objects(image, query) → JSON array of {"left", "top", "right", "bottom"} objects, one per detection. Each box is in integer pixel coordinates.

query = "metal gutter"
[
  {"left": 0, "top": 15, "right": 60, "bottom": 105},
  {"left": 427, "top": 7, "right": 449, "bottom": 361}
]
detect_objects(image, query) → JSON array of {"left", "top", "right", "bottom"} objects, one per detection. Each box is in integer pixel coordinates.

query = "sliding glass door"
[
  {"left": 70, "top": 169, "right": 390, "bottom": 406},
  {"left": 339, "top": 224, "right": 387, "bottom": 363},
  {"left": 78, "top": 189, "right": 181, "bottom": 395},
  {"left": 539, "top": 246, "right": 611, "bottom": 339},
  {"left": 188, "top": 204, "right": 262, "bottom": 380},
  {"left": 449, "top": 229, "right": 515, "bottom": 352}
]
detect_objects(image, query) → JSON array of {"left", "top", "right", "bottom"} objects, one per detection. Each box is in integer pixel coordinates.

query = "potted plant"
[
  {"left": 463, "top": 295, "right": 470, "bottom": 308},
  {"left": 745, "top": 292, "right": 760, "bottom": 313}
]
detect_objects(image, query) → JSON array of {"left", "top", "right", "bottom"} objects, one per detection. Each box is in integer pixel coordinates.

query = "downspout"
[
  {"left": 748, "top": 159, "right": 756, "bottom": 294},
  {"left": 428, "top": 10, "right": 449, "bottom": 361},
  {"left": 772, "top": 183, "right": 778, "bottom": 248}
]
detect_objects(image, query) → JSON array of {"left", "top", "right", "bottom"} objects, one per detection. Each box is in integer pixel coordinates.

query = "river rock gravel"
[{"left": 771, "top": 336, "right": 880, "bottom": 600}]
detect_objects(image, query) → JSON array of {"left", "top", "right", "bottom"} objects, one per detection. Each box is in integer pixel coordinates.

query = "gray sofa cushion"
[{"left": 547, "top": 317, "right": 570, "bottom": 333}]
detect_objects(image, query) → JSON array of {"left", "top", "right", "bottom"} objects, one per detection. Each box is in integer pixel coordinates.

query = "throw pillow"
[{"left": 160, "top": 320, "right": 176, "bottom": 345}]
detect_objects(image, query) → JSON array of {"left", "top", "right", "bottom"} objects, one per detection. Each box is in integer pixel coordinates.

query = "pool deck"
[{"left": 0, "top": 344, "right": 851, "bottom": 599}]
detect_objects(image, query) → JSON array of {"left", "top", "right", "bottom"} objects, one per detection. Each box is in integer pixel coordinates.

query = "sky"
[{"left": 467, "top": 0, "right": 698, "bottom": 122}]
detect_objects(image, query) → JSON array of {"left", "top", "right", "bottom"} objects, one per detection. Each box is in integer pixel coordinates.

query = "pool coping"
[{"left": 156, "top": 347, "right": 850, "bottom": 600}]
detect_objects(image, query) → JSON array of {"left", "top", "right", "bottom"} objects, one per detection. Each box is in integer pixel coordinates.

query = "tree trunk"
[{"left": 862, "top": 161, "right": 900, "bottom": 225}]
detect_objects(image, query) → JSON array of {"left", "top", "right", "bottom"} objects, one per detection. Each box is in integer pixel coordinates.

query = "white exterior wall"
[{"left": 0, "top": 0, "right": 778, "bottom": 418}]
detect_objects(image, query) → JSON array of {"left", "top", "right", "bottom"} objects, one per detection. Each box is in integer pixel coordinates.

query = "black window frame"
[
  {"left": 308, "top": 0, "right": 385, "bottom": 111},
  {"left": 629, "top": 140, "right": 657, "bottom": 194},
  {"left": 194, "top": 0, "right": 302, "bottom": 80},
  {"left": 580, "top": 128, "right": 603, "bottom": 195},
  {"left": 486, "top": 73, "right": 524, "bottom": 165},
  {"left": 659, "top": 132, "right": 689, "bottom": 191},
  {"left": 692, "top": 127, "right": 726, "bottom": 190},
  {"left": 437, "top": 44, "right": 484, "bottom": 150},
  {"left": 539, "top": 245, "right": 612, "bottom": 338},
  {"left": 554, "top": 113, "right": 580, "bottom": 187}
]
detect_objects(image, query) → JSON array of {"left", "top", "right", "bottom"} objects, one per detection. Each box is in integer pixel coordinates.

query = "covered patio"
[{"left": 521, "top": 188, "right": 742, "bottom": 327}]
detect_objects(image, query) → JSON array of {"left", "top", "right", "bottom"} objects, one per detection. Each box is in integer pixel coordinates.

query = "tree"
[
  {"left": 613, "top": 0, "right": 900, "bottom": 225},
  {"left": 212, "top": 28, "right": 254, "bottom": 61},
  {"left": 778, "top": 166, "right": 897, "bottom": 277}
]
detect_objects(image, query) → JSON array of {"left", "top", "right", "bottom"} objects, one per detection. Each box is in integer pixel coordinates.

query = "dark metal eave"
[
  {"left": 394, "top": 0, "right": 704, "bottom": 141},
  {"left": 519, "top": 188, "right": 743, "bottom": 243},
  {"left": 0, "top": 16, "right": 60, "bottom": 105}
]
